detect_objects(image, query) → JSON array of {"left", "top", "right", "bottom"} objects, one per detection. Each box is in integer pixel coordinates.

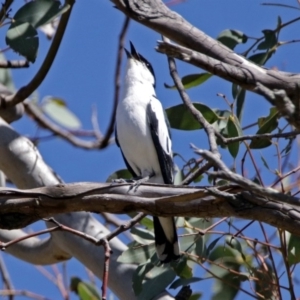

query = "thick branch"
[
  {"left": 111, "top": 0, "right": 300, "bottom": 129},
  {"left": 1, "top": 183, "right": 300, "bottom": 237}
]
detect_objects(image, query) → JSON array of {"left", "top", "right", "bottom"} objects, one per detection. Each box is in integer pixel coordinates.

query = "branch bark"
[
  {"left": 0, "top": 182, "right": 300, "bottom": 237},
  {"left": 111, "top": 0, "right": 300, "bottom": 129},
  {"left": 0, "top": 118, "right": 141, "bottom": 299}
]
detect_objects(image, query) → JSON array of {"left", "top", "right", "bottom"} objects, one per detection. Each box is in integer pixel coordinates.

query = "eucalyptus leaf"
[
  {"left": 166, "top": 103, "right": 218, "bottom": 131},
  {"left": 78, "top": 282, "right": 101, "bottom": 300},
  {"left": 41, "top": 97, "right": 81, "bottom": 129},
  {"left": 212, "top": 272, "right": 241, "bottom": 300},
  {"left": 6, "top": 0, "right": 69, "bottom": 62},
  {"left": 172, "top": 255, "right": 192, "bottom": 279},
  {"left": 9, "top": 0, "right": 66, "bottom": 28},
  {"left": 165, "top": 73, "right": 212, "bottom": 89},
  {"left": 226, "top": 116, "right": 242, "bottom": 158},
  {"left": 137, "top": 267, "right": 176, "bottom": 300},
  {"left": 248, "top": 51, "right": 271, "bottom": 66},
  {"left": 106, "top": 169, "right": 132, "bottom": 182},
  {"left": 117, "top": 243, "right": 156, "bottom": 264},
  {"left": 257, "top": 29, "right": 277, "bottom": 50},
  {"left": 287, "top": 233, "right": 300, "bottom": 265},
  {"left": 132, "top": 261, "right": 154, "bottom": 296},
  {"left": 6, "top": 23, "right": 38, "bottom": 63},
  {"left": 170, "top": 277, "right": 204, "bottom": 289},
  {"left": 131, "top": 227, "right": 154, "bottom": 245},
  {"left": 250, "top": 107, "right": 278, "bottom": 149},
  {"left": 217, "top": 29, "right": 248, "bottom": 49}
]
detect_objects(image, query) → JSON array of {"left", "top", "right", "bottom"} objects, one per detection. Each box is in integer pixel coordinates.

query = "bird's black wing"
[
  {"left": 115, "top": 126, "right": 137, "bottom": 177},
  {"left": 146, "top": 99, "right": 174, "bottom": 184}
]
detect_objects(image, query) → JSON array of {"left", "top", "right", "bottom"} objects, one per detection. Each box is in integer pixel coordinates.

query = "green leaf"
[
  {"left": 281, "top": 137, "right": 295, "bottom": 156},
  {"left": 214, "top": 110, "right": 231, "bottom": 132},
  {"left": 260, "top": 154, "right": 271, "bottom": 171},
  {"left": 117, "top": 243, "right": 156, "bottom": 264},
  {"left": 0, "top": 53, "right": 15, "bottom": 91},
  {"left": 137, "top": 267, "right": 176, "bottom": 300},
  {"left": 131, "top": 227, "right": 154, "bottom": 245},
  {"left": 180, "top": 234, "right": 199, "bottom": 254},
  {"left": 170, "top": 277, "right": 204, "bottom": 289},
  {"left": 248, "top": 51, "right": 271, "bottom": 66},
  {"left": 257, "top": 30, "right": 277, "bottom": 50},
  {"left": 226, "top": 116, "right": 242, "bottom": 158},
  {"left": 166, "top": 103, "right": 218, "bottom": 131},
  {"left": 106, "top": 169, "right": 132, "bottom": 182},
  {"left": 78, "top": 282, "right": 101, "bottom": 300},
  {"left": 165, "top": 73, "right": 212, "bottom": 89},
  {"left": 208, "top": 245, "right": 235, "bottom": 262},
  {"left": 277, "top": 16, "right": 282, "bottom": 30},
  {"left": 250, "top": 107, "right": 279, "bottom": 149},
  {"left": 195, "top": 235, "right": 205, "bottom": 257},
  {"left": 11, "top": 0, "right": 67, "bottom": 28},
  {"left": 132, "top": 261, "right": 154, "bottom": 296},
  {"left": 6, "top": 22, "right": 38, "bottom": 63},
  {"left": 287, "top": 232, "right": 300, "bottom": 265},
  {"left": 190, "top": 293, "right": 203, "bottom": 300},
  {"left": 212, "top": 271, "right": 241, "bottom": 300},
  {"left": 172, "top": 256, "right": 192, "bottom": 279},
  {"left": 217, "top": 29, "right": 248, "bottom": 50},
  {"left": 205, "top": 237, "right": 222, "bottom": 259},
  {"left": 139, "top": 217, "right": 154, "bottom": 230},
  {"left": 6, "top": 0, "right": 69, "bottom": 62},
  {"left": 225, "top": 236, "right": 246, "bottom": 261},
  {"left": 174, "top": 164, "right": 183, "bottom": 185},
  {"left": 235, "top": 87, "right": 246, "bottom": 123},
  {"left": 41, "top": 97, "right": 81, "bottom": 129},
  {"left": 186, "top": 217, "right": 212, "bottom": 230},
  {"left": 253, "top": 263, "right": 275, "bottom": 299},
  {"left": 70, "top": 277, "right": 101, "bottom": 300}
]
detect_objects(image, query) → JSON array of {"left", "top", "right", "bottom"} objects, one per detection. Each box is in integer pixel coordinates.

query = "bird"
[{"left": 115, "top": 42, "right": 180, "bottom": 263}]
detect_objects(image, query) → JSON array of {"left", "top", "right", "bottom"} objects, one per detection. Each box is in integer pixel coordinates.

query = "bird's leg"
[
  {"left": 111, "top": 173, "right": 154, "bottom": 191},
  {"left": 129, "top": 173, "right": 154, "bottom": 192},
  {"left": 111, "top": 178, "right": 136, "bottom": 184}
]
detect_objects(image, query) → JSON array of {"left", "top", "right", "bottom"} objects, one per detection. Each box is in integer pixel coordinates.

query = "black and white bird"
[{"left": 115, "top": 42, "right": 180, "bottom": 263}]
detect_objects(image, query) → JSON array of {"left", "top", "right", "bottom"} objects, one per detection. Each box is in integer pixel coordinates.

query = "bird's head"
[{"left": 124, "top": 42, "right": 156, "bottom": 87}]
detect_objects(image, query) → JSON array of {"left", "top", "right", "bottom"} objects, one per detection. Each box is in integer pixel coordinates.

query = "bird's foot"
[
  {"left": 111, "top": 178, "right": 136, "bottom": 184},
  {"left": 128, "top": 175, "right": 152, "bottom": 192}
]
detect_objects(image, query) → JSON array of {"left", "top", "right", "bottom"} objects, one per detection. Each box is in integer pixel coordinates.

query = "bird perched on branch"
[{"left": 115, "top": 42, "right": 180, "bottom": 263}]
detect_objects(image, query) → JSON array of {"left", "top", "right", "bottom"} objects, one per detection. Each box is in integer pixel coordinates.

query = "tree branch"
[
  {"left": 0, "top": 182, "right": 300, "bottom": 237},
  {"left": 0, "top": 0, "right": 75, "bottom": 109},
  {"left": 111, "top": 0, "right": 300, "bottom": 129}
]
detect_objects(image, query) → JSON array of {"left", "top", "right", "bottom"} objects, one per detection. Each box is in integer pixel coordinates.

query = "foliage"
[{"left": 0, "top": 1, "right": 300, "bottom": 300}]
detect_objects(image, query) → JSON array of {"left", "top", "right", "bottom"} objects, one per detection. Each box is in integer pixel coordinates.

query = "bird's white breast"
[{"left": 116, "top": 78, "right": 162, "bottom": 180}]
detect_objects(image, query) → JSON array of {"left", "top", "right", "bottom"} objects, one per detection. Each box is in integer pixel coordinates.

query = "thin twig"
[
  {"left": 24, "top": 102, "right": 107, "bottom": 149},
  {"left": 0, "top": 254, "right": 13, "bottom": 300},
  {"left": 101, "top": 212, "right": 132, "bottom": 240},
  {"left": 224, "top": 130, "right": 299, "bottom": 144},
  {"left": 0, "top": 0, "right": 14, "bottom": 23},
  {"left": 100, "top": 16, "right": 130, "bottom": 149},
  {"left": 163, "top": 36, "right": 223, "bottom": 158},
  {"left": 0, "top": 0, "right": 75, "bottom": 109},
  {"left": 181, "top": 161, "right": 213, "bottom": 185},
  {"left": 101, "top": 239, "right": 112, "bottom": 300},
  {"left": 259, "top": 222, "right": 282, "bottom": 300},
  {"left": 194, "top": 146, "right": 300, "bottom": 204},
  {"left": 0, "top": 290, "right": 51, "bottom": 300},
  {"left": 279, "top": 229, "right": 296, "bottom": 300}
]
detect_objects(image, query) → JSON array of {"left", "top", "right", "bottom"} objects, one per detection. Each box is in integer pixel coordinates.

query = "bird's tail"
[{"left": 153, "top": 216, "right": 180, "bottom": 263}]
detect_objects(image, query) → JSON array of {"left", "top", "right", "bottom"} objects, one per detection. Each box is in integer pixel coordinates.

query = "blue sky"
[{"left": 2, "top": 0, "right": 300, "bottom": 299}]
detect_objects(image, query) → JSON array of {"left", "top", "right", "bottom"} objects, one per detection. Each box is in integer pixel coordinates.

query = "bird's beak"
[
  {"left": 130, "top": 41, "right": 140, "bottom": 60},
  {"left": 124, "top": 47, "right": 131, "bottom": 58}
]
